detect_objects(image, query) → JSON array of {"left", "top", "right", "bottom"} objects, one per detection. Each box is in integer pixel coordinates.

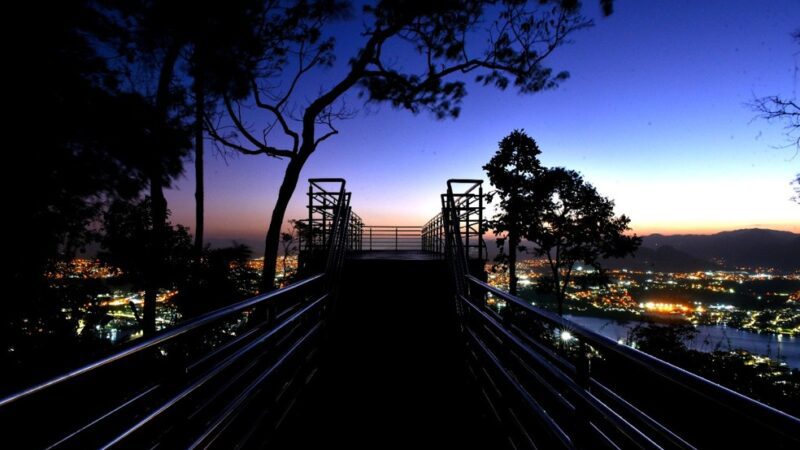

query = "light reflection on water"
[{"left": 564, "top": 315, "right": 800, "bottom": 369}]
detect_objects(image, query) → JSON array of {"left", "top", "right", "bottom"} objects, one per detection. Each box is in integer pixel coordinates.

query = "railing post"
[
  {"left": 395, "top": 227, "right": 398, "bottom": 251},
  {"left": 322, "top": 195, "right": 327, "bottom": 248},
  {"left": 464, "top": 195, "right": 471, "bottom": 261},
  {"left": 478, "top": 184, "right": 483, "bottom": 261},
  {"left": 308, "top": 182, "right": 313, "bottom": 252},
  {"left": 369, "top": 227, "right": 372, "bottom": 251},
  {"left": 438, "top": 215, "right": 442, "bottom": 254},
  {"left": 574, "top": 339, "right": 591, "bottom": 446}
]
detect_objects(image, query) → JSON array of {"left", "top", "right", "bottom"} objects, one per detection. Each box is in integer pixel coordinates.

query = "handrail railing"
[
  {"left": 299, "top": 178, "right": 362, "bottom": 265},
  {"left": 0, "top": 274, "right": 324, "bottom": 408},
  {"left": 464, "top": 275, "right": 800, "bottom": 448},
  {"left": 433, "top": 178, "right": 800, "bottom": 449},
  {"left": 423, "top": 179, "right": 485, "bottom": 260},
  {"left": 0, "top": 178, "right": 355, "bottom": 449},
  {"left": 361, "top": 225, "right": 423, "bottom": 251}
]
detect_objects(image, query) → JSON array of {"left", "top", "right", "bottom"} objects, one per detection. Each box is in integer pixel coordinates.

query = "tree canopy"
[
  {"left": 524, "top": 167, "right": 641, "bottom": 314},
  {"left": 483, "top": 130, "right": 545, "bottom": 295},
  {"left": 483, "top": 130, "right": 639, "bottom": 313},
  {"left": 209, "top": 0, "right": 607, "bottom": 289}
]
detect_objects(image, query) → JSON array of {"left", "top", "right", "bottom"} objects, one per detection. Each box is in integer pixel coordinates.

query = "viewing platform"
[{"left": 347, "top": 250, "right": 442, "bottom": 261}]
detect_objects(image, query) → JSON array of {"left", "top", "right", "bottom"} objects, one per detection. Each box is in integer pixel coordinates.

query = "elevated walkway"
[{"left": 1, "top": 178, "right": 797, "bottom": 449}]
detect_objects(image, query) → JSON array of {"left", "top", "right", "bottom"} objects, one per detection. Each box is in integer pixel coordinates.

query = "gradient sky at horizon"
[{"left": 165, "top": 0, "right": 800, "bottom": 253}]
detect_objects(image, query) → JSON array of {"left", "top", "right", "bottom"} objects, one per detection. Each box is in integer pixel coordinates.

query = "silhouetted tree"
[
  {"left": 750, "top": 29, "right": 799, "bottom": 204},
  {"left": 108, "top": 1, "right": 196, "bottom": 333},
  {"left": 627, "top": 322, "right": 698, "bottom": 360},
  {"left": 525, "top": 167, "right": 640, "bottom": 315},
  {"left": 186, "top": 1, "right": 280, "bottom": 257},
  {"left": 175, "top": 243, "right": 256, "bottom": 318},
  {"left": 484, "top": 130, "right": 544, "bottom": 295},
  {"left": 5, "top": 0, "right": 166, "bottom": 361},
  {"left": 279, "top": 220, "right": 300, "bottom": 285},
  {"left": 103, "top": 1, "right": 282, "bottom": 332},
  {"left": 192, "top": 53, "right": 206, "bottom": 259},
  {"left": 210, "top": 0, "right": 609, "bottom": 290},
  {"left": 100, "top": 198, "right": 193, "bottom": 331}
]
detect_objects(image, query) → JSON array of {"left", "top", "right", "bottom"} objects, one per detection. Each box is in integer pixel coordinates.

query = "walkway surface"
[
  {"left": 272, "top": 255, "right": 503, "bottom": 448},
  {"left": 346, "top": 250, "right": 443, "bottom": 261}
]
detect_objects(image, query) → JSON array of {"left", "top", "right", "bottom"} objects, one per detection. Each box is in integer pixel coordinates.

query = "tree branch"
[
  {"left": 252, "top": 80, "right": 300, "bottom": 152},
  {"left": 206, "top": 103, "right": 294, "bottom": 159}
]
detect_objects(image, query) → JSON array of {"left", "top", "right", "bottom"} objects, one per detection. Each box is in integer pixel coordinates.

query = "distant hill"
[
  {"left": 196, "top": 229, "right": 798, "bottom": 271},
  {"left": 603, "top": 245, "right": 712, "bottom": 272},
  {"left": 641, "top": 229, "right": 799, "bottom": 271},
  {"left": 487, "top": 228, "right": 799, "bottom": 272},
  {"left": 206, "top": 237, "right": 265, "bottom": 254}
]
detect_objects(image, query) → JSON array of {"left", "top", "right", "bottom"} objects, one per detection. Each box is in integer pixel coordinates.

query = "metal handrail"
[
  {"left": 0, "top": 274, "right": 324, "bottom": 407},
  {"left": 1, "top": 178, "right": 356, "bottom": 449},
  {"left": 465, "top": 275, "right": 800, "bottom": 443},
  {"left": 99, "top": 293, "right": 329, "bottom": 449},
  {"left": 361, "top": 225, "right": 423, "bottom": 251},
  {"left": 423, "top": 179, "right": 484, "bottom": 260},
  {"left": 430, "top": 177, "right": 799, "bottom": 448},
  {"left": 301, "top": 178, "right": 362, "bottom": 256}
]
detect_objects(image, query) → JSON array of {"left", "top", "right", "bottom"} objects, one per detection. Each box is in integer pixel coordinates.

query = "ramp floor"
[{"left": 271, "top": 258, "right": 504, "bottom": 448}]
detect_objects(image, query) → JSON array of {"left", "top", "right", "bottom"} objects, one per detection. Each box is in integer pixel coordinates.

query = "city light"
[{"left": 485, "top": 261, "right": 800, "bottom": 336}]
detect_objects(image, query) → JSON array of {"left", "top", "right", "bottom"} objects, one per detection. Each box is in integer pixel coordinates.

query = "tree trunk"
[
  {"left": 261, "top": 155, "right": 307, "bottom": 291},
  {"left": 193, "top": 65, "right": 205, "bottom": 259},
  {"left": 508, "top": 229, "right": 518, "bottom": 296},
  {"left": 144, "top": 43, "right": 181, "bottom": 335},
  {"left": 557, "top": 290, "right": 564, "bottom": 316},
  {"left": 145, "top": 177, "right": 167, "bottom": 335},
  {"left": 554, "top": 267, "right": 564, "bottom": 316}
]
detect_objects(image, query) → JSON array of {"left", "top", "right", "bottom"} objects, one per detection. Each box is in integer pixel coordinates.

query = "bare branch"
[
  {"left": 205, "top": 123, "right": 291, "bottom": 158},
  {"left": 205, "top": 99, "right": 295, "bottom": 159},
  {"left": 275, "top": 36, "right": 331, "bottom": 110},
  {"left": 224, "top": 97, "right": 273, "bottom": 150},
  {"left": 252, "top": 80, "right": 300, "bottom": 152},
  {"left": 751, "top": 95, "right": 800, "bottom": 153},
  {"left": 314, "top": 127, "right": 338, "bottom": 146}
]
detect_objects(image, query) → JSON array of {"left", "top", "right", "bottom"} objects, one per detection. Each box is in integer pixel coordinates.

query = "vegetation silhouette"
[
  {"left": 175, "top": 243, "right": 259, "bottom": 318},
  {"left": 209, "top": 0, "right": 609, "bottom": 290},
  {"left": 279, "top": 220, "right": 301, "bottom": 286},
  {"left": 4, "top": 1, "right": 273, "bottom": 379},
  {"left": 484, "top": 130, "right": 545, "bottom": 295},
  {"left": 183, "top": 1, "right": 278, "bottom": 257},
  {"left": 100, "top": 0, "right": 194, "bottom": 334},
  {"left": 484, "top": 130, "right": 640, "bottom": 314},
  {"left": 5, "top": 1, "right": 177, "bottom": 380},
  {"left": 100, "top": 198, "right": 193, "bottom": 328},
  {"left": 525, "top": 166, "right": 640, "bottom": 315},
  {"left": 750, "top": 29, "right": 799, "bottom": 204},
  {"left": 34, "top": 0, "right": 278, "bottom": 333}
]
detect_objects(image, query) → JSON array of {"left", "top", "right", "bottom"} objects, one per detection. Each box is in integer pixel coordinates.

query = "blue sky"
[{"left": 165, "top": 0, "right": 800, "bottom": 252}]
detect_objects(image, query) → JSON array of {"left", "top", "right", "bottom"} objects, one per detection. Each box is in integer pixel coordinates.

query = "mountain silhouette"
[
  {"left": 603, "top": 244, "right": 712, "bottom": 272},
  {"left": 641, "top": 229, "right": 799, "bottom": 271}
]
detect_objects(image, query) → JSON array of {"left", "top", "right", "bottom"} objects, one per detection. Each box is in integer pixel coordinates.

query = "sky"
[{"left": 165, "top": 0, "right": 800, "bottom": 253}]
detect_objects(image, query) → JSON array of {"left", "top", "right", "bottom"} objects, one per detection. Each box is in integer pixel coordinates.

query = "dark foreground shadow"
[{"left": 271, "top": 257, "right": 506, "bottom": 448}]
